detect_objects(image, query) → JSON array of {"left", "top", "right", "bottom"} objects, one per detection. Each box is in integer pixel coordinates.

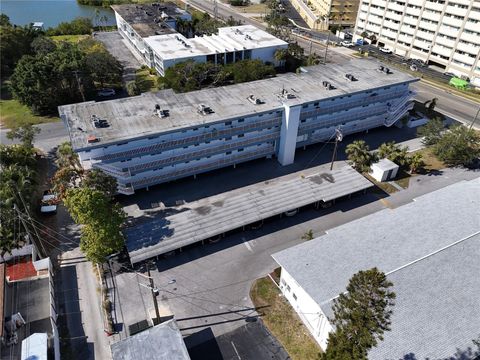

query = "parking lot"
[{"left": 95, "top": 31, "right": 144, "bottom": 83}]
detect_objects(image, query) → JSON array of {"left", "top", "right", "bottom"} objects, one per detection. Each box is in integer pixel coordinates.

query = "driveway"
[{"left": 95, "top": 31, "right": 144, "bottom": 83}]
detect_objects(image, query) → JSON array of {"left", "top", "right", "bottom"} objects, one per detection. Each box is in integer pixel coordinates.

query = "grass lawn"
[
  {"left": 50, "top": 34, "right": 89, "bottom": 43},
  {"left": 413, "top": 148, "right": 446, "bottom": 172},
  {"left": 135, "top": 68, "right": 161, "bottom": 93},
  {"left": 250, "top": 277, "right": 322, "bottom": 360},
  {"left": 235, "top": 3, "right": 268, "bottom": 13},
  {"left": 0, "top": 99, "right": 59, "bottom": 129}
]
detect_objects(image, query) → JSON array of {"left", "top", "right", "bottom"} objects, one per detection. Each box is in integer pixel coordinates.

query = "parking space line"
[{"left": 242, "top": 237, "right": 253, "bottom": 252}]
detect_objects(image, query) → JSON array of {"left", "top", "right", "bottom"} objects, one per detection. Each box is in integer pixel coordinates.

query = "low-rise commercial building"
[
  {"left": 112, "top": 3, "right": 288, "bottom": 75},
  {"left": 272, "top": 179, "right": 480, "bottom": 356},
  {"left": 353, "top": 0, "right": 480, "bottom": 81},
  {"left": 59, "top": 60, "right": 417, "bottom": 195}
]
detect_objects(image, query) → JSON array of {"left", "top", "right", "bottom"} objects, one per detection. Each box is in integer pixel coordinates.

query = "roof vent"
[
  {"left": 247, "top": 94, "right": 263, "bottom": 105},
  {"left": 197, "top": 104, "right": 214, "bottom": 115},
  {"left": 280, "top": 88, "right": 296, "bottom": 99},
  {"left": 87, "top": 135, "right": 99, "bottom": 143},
  {"left": 344, "top": 73, "right": 357, "bottom": 81},
  {"left": 244, "top": 34, "right": 252, "bottom": 40},
  {"left": 91, "top": 114, "right": 109, "bottom": 128},
  {"left": 378, "top": 65, "right": 391, "bottom": 74},
  {"left": 235, "top": 29, "right": 243, "bottom": 35},
  {"left": 322, "top": 81, "right": 334, "bottom": 90},
  {"left": 154, "top": 104, "right": 169, "bottom": 118}
]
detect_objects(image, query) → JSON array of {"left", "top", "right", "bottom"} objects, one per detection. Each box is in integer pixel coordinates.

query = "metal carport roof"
[{"left": 125, "top": 164, "right": 373, "bottom": 264}]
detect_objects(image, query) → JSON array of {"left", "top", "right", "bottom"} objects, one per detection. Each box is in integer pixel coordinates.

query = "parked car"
[
  {"left": 283, "top": 209, "right": 298, "bottom": 217},
  {"left": 97, "top": 88, "right": 116, "bottom": 97},
  {"left": 443, "top": 72, "right": 455, "bottom": 78},
  {"left": 40, "top": 190, "right": 58, "bottom": 214},
  {"left": 379, "top": 47, "right": 392, "bottom": 54},
  {"left": 340, "top": 41, "right": 354, "bottom": 47}
]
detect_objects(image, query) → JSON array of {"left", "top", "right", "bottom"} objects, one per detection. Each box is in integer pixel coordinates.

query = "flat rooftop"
[
  {"left": 59, "top": 60, "right": 418, "bottom": 151},
  {"left": 111, "top": 3, "right": 188, "bottom": 37},
  {"left": 143, "top": 25, "right": 288, "bottom": 60},
  {"left": 111, "top": 320, "right": 190, "bottom": 360},
  {"left": 125, "top": 163, "right": 373, "bottom": 264},
  {"left": 272, "top": 178, "right": 480, "bottom": 359}
]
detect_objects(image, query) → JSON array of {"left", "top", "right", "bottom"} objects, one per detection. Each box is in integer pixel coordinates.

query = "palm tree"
[
  {"left": 274, "top": 48, "right": 288, "bottom": 67},
  {"left": 56, "top": 142, "right": 81, "bottom": 170},
  {"left": 345, "top": 140, "right": 376, "bottom": 172},
  {"left": 408, "top": 153, "right": 425, "bottom": 174}
]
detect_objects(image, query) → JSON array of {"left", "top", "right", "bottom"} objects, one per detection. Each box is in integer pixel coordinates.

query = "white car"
[
  {"left": 40, "top": 191, "right": 58, "bottom": 214},
  {"left": 97, "top": 88, "right": 116, "bottom": 97},
  {"left": 341, "top": 41, "right": 354, "bottom": 48},
  {"left": 379, "top": 47, "right": 392, "bottom": 54}
]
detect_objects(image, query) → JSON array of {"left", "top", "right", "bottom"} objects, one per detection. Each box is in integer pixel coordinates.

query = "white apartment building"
[
  {"left": 111, "top": 3, "right": 191, "bottom": 65},
  {"left": 354, "top": 0, "right": 480, "bottom": 82},
  {"left": 112, "top": 4, "right": 288, "bottom": 76},
  {"left": 143, "top": 25, "right": 288, "bottom": 76},
  {"left": 289, "top": 0, "right": 361, "bottom": 30},
  {"left": 59, "top": 60, "right": 417, "bottom": 195}
]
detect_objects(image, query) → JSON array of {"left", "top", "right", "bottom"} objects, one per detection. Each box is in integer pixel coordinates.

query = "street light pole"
[{"left": 330, "top": 128, "right": 343, "bottom": 170}]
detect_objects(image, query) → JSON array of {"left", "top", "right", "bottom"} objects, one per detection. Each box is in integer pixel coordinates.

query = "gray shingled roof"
[
  {"left": 272, "top": 178, "right": 480, "bottom": 359},
  {"left": 125, "top": 164, "right": 372, "bottom": 264},
  {"left": 110, "top": 320, "right": 190, "bottom": 360}
]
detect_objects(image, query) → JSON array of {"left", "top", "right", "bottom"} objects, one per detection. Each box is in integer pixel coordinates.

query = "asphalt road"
[{"left": 412, "top": 81, "right": 480, "bottom": 128}]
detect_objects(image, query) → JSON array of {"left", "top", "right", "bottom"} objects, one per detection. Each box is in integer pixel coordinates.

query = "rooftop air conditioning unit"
[
  {"left": 322, "top": 81, "right": 334, "bottom": 90},
  {"left": 197, "top": 104, "right": 214, "bottom": 115},
  {"left": 344, "top": 73, "right": 356, "bottom": 81},
  {"left": 247, "top": 94, "right": 262, "bottom": 105}
]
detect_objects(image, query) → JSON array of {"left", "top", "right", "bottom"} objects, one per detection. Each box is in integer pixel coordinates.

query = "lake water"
[{"left": 0, "top": 0, "right": 116, "bottom": 28}]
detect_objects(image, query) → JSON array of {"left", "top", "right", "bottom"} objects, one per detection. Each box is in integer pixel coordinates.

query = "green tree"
[
  {"left": 0, "top": 163, "right": 37, "bottom": 255},
  {"left": 126, "top": 80, "right": 141, "bottom": 96},
  {"left": 82, "top": 169, "right": 117, "bottom": 198},
  {"left": 417, "top": 117, "right": 444, "bottom": 146},
  {"left": 377, "top": 141, "right": 410, "bottom": 167},
  {"left": 56, "top": 141, "right": 81, "bottom": 169},
  {"left": 79, "top": 41, "right": 123, "bottom": 87},
  {"left": 6, "top": 124, "right": 40, "bottom": 149},
  {"left": 322, "top": 268, "right": 395, "bottom": 359},
  {"left": 301, "top": 229, "right": 314, "bottom": 241},
  {"left": 9, "top": 42, "right": 95, "bottom": 115},
  {"left": 407, "top": 152, "right": 425, "bottom": 174},
  {"left": 345, "top": 140, "right": 376, "bottom": 172},
  {"left": 0, "top": 19, "right": 40, "bottom": 75},
  {"left": 64, "top": 187, "right": 125, "bottom": 263},
  {"left": 31, "top": 36, "right": 57, "bottom": 55},
  {"left": 46, "top": 17, "right": 93, "bottom": 36},
  {"left": 432, "top": 125, "right": 480, "bottom": 167}
]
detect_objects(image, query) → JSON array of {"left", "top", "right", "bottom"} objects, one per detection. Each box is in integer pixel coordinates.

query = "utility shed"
[
  {"left": 370, "top": 158, "right": 399, "bottom": 182},
  {"left": 125, "top": 163, "right": 373, "bottom": 264},
  {"left": 272, "top": 178, "right": 480, "bottom": 357},
  {"left": 110, "top": 320, "right": 190, "bottom": 360}
]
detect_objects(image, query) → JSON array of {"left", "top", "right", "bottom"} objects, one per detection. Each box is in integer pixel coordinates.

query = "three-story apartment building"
[{"left": 59, "top": 60, "right": 418, "bottom": 195}]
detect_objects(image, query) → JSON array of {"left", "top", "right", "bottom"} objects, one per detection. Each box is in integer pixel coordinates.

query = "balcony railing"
[
  {"left": 92, "top": 117, "right": 282, "bottom": 163},
  {"left": 128, "top": 144, "right": 275, "bottom": 189}
]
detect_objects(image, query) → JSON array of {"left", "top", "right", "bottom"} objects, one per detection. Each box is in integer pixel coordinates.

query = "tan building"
[
  {"left": 288, "top": 0, "right": 360, "bottom": 30},
  {"left": 353, "top": 0, "right": 480, "bottom": 83}
]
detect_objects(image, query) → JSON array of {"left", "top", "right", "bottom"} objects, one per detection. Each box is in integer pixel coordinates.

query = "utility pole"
[
  {"left": 469, "top": 106, "right": 480, "bottom": 130},
  {"left": 72, "top": 70, "right": 86, "bottom": 102},
  {"left": 14, "top": 204, "right": 46, "bottom": 258},
  {"left": 213, "top": 0, "right": 218, "bottom": 21},
  {"left": 330, "top": 128, "right": 343, "bottom": 170},
  {"left": 147, "top": 262, "right": 161, "bottom": 325}
]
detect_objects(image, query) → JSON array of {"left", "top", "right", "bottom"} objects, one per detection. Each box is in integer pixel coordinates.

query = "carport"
[{"left": 125, "top": 164, "right": 373, "bottom": 264}]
